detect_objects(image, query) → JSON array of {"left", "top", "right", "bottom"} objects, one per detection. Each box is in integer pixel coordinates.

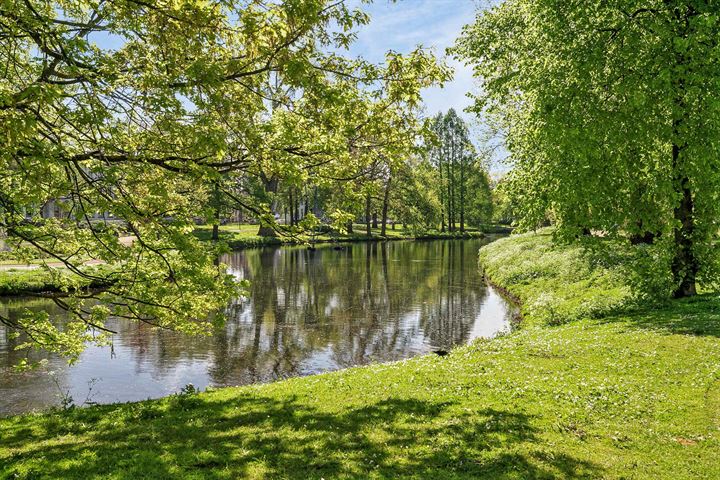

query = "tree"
[
  {"left": 0, "top": 0, "right": 446, "bottom": 360},
  {"left": 456, "top": 0, "right": 720, "bottom": 297},
  {"left": 464, "top": 161, "right": 494, "bottom": 227},
  {"left": 390, "top": 159, "right": 442, "bottom": 233},
  {"left": 428, "top": 109, "right": 489, "bottom": 231}
]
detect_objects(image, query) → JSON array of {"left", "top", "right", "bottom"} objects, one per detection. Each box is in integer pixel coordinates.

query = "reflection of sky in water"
[{"left": 0, "top": 238, "right": 516, "bottom": 416}]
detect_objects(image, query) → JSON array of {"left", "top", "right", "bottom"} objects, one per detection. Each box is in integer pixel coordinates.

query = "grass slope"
[
  {"left": 0, "top": 266, "right": 111, "bottom": 296},
  {"left": 478, "top": 230, "right": 635, "bottom": 326},
  {"left": 2, "top": 232, "right": 720, "bottom": 479}
]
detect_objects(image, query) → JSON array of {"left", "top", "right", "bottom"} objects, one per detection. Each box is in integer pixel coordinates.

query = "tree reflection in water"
[{"left": 0, "top": 238, "right": 514, "bottom": 415}]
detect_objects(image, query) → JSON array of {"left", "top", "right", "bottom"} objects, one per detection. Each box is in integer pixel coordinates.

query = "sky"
[
  {"left": 344, "top": 0, "right": 507, "bottom": 170},
  {"left": 347, "top": 0, "right": 482, "bottom": 120}
]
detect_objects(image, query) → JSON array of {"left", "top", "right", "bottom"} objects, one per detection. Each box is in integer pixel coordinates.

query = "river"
[{"left": 0, "top": 237, "right": 515, "bottom": 416}]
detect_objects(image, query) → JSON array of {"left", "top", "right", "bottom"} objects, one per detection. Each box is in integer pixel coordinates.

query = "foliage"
[
  {"left": 490, "top": 177, "right": 519, "bottom": 225},
  {"left": 427, "top": 109, "right": 492, "bottom": 231},
  {"left": 0, "top": 0, "right": 447, "bottom": 358},
  {"left": 390, "top": 160, "right": 442, "bottom": 233},
  {"left": 456, "top": 0, "right": 720, "bottom": 297}
]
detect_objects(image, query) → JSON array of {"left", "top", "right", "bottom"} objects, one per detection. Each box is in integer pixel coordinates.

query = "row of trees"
[
  {"left": 208, "top": 109, "right": 495, "bottom": 239},
  {"left": 429, "top": 109, "right": 492, "bottom": 233},
  {"left": 0, "top": 0, "right": 498, "bottom": 359}
]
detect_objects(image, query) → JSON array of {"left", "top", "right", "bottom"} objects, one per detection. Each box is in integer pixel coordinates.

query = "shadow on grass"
[
  {"left": 604, "top": 294, "right": 720, "bottom": 337},
  {"left": 1, "top": 395, "right": 602, "bottom": 479}
]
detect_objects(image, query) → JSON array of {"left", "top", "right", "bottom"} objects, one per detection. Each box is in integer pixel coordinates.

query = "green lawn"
[
  {"left": 1, "top": 231, "right": 719, "bottom": 479},
  {"left": 0, "top": 265, "right": 113, "bottom": 296}
]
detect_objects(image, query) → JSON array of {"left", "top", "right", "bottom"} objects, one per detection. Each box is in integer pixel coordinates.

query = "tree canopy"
[
  {"left": 0, "top": 0, "right": 447, "bottom": 360},
  {"left": 456, "top": 0, "right": 720, "bottom": 297}
]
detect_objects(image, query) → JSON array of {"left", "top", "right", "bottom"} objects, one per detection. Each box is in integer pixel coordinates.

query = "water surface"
[{"left": 0, "top": 238, "right": 514, "bottom": 416}]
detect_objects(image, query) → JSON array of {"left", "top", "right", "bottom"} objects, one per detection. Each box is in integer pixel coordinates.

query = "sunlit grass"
[{"left": 2, "top": 230, "right": 719, "bottom": 478}]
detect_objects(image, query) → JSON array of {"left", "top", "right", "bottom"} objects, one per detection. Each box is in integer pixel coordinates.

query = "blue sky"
[
  {"left": 347, "top": 0, "right": 482, "bottom": 119},
  {"left": 345, "top": 1, "right": 508, "bottom": 171}
]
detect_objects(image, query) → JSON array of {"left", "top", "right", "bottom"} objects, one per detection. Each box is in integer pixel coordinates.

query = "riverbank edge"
[
  {"left": 2, "top": 231, "right": 720, "bottom": 478},
  {"left": 205, "top": 229, "right": 489, "bottom": 250},
  {"left": 0, "top": 232, "right": 491, "bottom": 297}
]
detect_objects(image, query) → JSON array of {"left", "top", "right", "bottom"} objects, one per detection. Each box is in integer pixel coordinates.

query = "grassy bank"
[
  {"left": 477, "top": 230, "right": 638, "bottom": 327},
  {"left": 193, "top": 224, "right": 487, "bottom": 249},
  {"left": 0, "top": 267, "right": 112, "bottom": 296},
  {"left": 2, "top": 232, "right": 720, "bottom": 479}
]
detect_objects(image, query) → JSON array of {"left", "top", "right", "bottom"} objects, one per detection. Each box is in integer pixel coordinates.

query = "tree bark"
[
  {"left": 381, "top": 176, "right": 392, "bottom": 236},
  {"left": 672, "top": 165, "right": 697, "bottom": 297},
  {"left": 289, "top": 189, "right": 295, "bottom": 227},
  {"left": 257, "top": 176, "right": 279, "bottom": 237},
  {"left": 459, "top": 156, "right": 465, "bottom": 233},
  {"left": 365, "top": 193, "right": 372, "bottom": 236},
  {"left": 439, "top": 158, "right": 446, "bottom": 232},
  {"left": 447, "top": 155, "right": 454, "bottom": 232},
  {"left": 211, "top": 181, "right": 221, "bottom": 242}
]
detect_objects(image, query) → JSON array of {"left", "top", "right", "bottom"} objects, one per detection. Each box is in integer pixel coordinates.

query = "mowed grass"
[{"left": 2, "top": 232, "right": 720, "bottom": 479}]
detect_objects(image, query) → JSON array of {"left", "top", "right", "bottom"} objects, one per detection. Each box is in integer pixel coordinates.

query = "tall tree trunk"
[
  {"left": 346, "top": 219, "right": 354, "bottom": 234},
  {"left": 257, "top": 176, "right": 279, "bottom": 237},
  {"left": 304, "top": 189, "right": 309, "bottom": 220},
  {"left": 365, "top": 193, "right": 372, "bottom": 236},
  {"left": 289, "top": 189, "right": 295, "bottom": 227},
  {"left": 459, "top": 157, "right": 465, "bottom": 233},
  {"left": 294, "top": 189, "right": 300, "bottom": 225},
  {"left": 447, "top": 158, "right": 453, "bottom": 232},
  {"left": 211, "top": 181, "right": 221, "bottom": 242},
  {"left": 381, "top": 176, "right": 392, "bottom": 236},
  {"left": 439, "top": 159, "right": 446, "bottom": 232},
  {"left": 669, "top": 20, "right": 697, "bottom": 298},
  {"left": 672, "top": 151, "right": 697, "bottom": 298},
  {"left": 372, "top": 211, "right": 378, "bottom": 229}
]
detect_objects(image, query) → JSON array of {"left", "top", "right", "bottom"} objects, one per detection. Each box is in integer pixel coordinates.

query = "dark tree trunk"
[
  {"left": 289, "top": 189, "right": 295, "bottom": 227},
  {"left": 629, "top": 229, "right": 656, "bottom": 245},
  {"left": 672, "top": 167, "right": 697, "bottom": 298},
  {"left": 211, "top": 182, "right": 221, "bottom": 243},
  {"left": 381, "top": 176, "right": 392, "bottom": 236},
  {"left": 257, "top": 176, "right": 279, "bottom": 237},
  {"left": 257, "top": 224, "right": 276, "bottom": 237},
  {"left": 669, "top": 10, "right": 697, "bottom": 298},
  {"left": 447, "top": 159, "right": 455, "bottom": 232},
  {"left": 459, "top": 157, "right": 465, "bottom": 233},
  {"left": 365, "top": 194, "right": 372, "bottom": 236},
  {"left": 346, "top": 220, "right": 354, "bottom": 234},
  {"left": 372, "top": 212, "right": 378, "bottom": 229},
  {"left": 439, "top": 159, "right": 446, "bottom": 233},
  {"left": 293, "top": 189, "right": 300, "bottom": 226}
]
